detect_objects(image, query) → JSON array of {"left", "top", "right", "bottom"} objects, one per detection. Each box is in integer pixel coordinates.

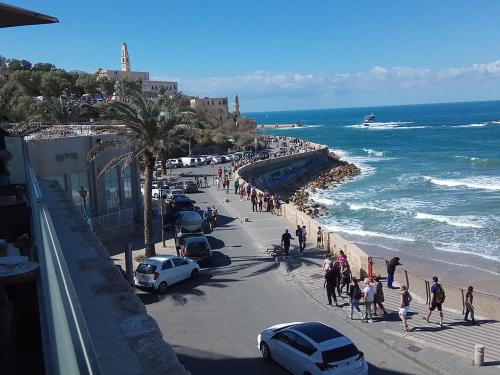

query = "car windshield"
[
  {"left": 321, "top": 344, "right": 359, "bottom": 364},
  {"left": 186, "top": 241, "right": 209, "bottom": 255},
  {"left": 136, "top": 263, "right": 157, "bottom": 274}
]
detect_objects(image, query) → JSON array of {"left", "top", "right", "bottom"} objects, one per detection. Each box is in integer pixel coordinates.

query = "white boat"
[{"left": 363, "top": 113, "right": 376, "bottom": 126}]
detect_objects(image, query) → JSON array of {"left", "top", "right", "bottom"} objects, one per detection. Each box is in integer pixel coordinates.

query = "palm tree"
[
  {"left": 31, "top": 96, "right": 84, "bottom": 124},
  {"left": 88, "top": 91, "right": 195, "bottom": 257}
]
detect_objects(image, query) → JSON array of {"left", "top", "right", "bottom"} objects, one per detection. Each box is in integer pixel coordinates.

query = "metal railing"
[
  {"left": 89, "top": 208, "right": 133, "bottom": 234},
  {"left": 23, "top": 140, "right": 101, "bottom": 375}
]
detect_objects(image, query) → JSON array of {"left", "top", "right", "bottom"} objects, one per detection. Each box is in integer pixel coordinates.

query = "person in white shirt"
[
  {"left": 322, "top": 254, "right": 332, "bottom": 272},
  {"left": 363, "top": 278, "right": 375, "bottom": 323}
]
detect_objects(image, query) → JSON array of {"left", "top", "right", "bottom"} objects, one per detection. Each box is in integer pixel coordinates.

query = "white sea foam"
[
  {"left": 492, "top": 121, "right": 500, "bottom": 125},
  {"left": 362, "top": 148, "right": 385, "bottom": 157},
  {"left": 433, "top": 243, "right": 500, "bottom": 263},
  {"left": 330, "top": 148, "right": 376, "bottom": 177},
  {"left": 454, "top": 155, "right": 488, "bottom": 162},
  {"left": 454, "top": 123, "right": 487, "bottom": 128},
  {"left": 326, "top": 224, "right": 416, "bottom": 242},
  {"left": 311, "top": 196, "right": 336, "bottom": 206},
  {"left": 423, "top": 176, "right": 500, "bottom": 191},
  {"left": 415, "top": 212, "right": 485, "bottom": 229},
  {"left": 348, "top": 203, "right": 388, "bottom": 212}
]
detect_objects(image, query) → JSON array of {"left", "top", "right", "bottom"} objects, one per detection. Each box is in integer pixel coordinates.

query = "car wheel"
[
  {"left": 157, "top": 281, "right": 168, "bottom": 294},
  {"left": 191, "top": 269, "right": 199, "bottom": 278},
  {"left": 153, "top": 193, "right": 159, "bottom": 198},
  {"left": 260, "top": 342, "right": 271, "bottom": 360}
]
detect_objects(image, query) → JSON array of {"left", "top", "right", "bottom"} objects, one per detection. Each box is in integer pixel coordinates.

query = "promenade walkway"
[{"left": 209, "top": 184, "right": 500, "bottom": 375}]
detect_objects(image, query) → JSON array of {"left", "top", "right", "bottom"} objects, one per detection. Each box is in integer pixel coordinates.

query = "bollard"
[
  {"left": 125, "top": 242, "right": 134, "bottom": 286},
  {"left": 474, "top": 344, "right": 484, "bottom": 366}
]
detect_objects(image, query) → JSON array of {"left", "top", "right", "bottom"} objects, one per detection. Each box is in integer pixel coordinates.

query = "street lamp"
[
  {"left": 158, "top": 179, "right": 166, "bottom": 247},
  {"left": 78, "top": 186, "right": 88, "bottom": 213}
]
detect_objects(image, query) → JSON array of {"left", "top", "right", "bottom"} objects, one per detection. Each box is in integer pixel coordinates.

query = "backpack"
[
  {"left": 435, "top": 284, "right": 446, "bottom": 303},
  {"left": 353, "top": 285, "right": 362, "bottom": 300}
]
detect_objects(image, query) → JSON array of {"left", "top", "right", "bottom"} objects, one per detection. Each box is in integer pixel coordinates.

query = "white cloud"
[{"left": 153, "top": 59, "right": 500, "bottom": 111}]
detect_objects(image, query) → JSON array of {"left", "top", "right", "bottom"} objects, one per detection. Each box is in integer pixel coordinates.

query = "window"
[
  {"left": 322, "top": 344, "right": 359, "bottom": 363},
  {"left": 70, "top": 171, "right": 89, "bottom": 211},
  {"left": 172, "top": 258, "right": 188, "bottom": 267},
  {"left": 289, "top": 333, "right": 317, "bottom": 355},
  {"left": 104, "top": 167, "right": 120, "bottom": 212},
  {"left": 162, "top": 260, "right": 173, "bottom": 270},
  {"left": 122, "top": 165, "right": 133, "bottom": 202}
]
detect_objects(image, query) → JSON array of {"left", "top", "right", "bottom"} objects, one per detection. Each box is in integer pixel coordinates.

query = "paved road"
[{"left": 137, "top": 165, "right": 432, "bottom": 375}]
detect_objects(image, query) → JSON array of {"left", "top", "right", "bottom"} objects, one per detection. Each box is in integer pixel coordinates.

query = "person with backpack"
[
  {"left": 399, "top": 285, "right": 412, "bottom": 332},
  {"left": 423, "top": 276, "right": 445, "bottom": 327},
  {"left": 347, "top": 277, "right": 364, "bottom": 320},
  {"left": 464, "top": 285, "right": 475, "bottom": 324}
]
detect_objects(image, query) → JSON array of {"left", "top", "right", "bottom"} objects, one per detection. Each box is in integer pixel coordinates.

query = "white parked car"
[
  {"left": 141, "top": 183, "right": 169, "bottom": 199},
  {"left": 257, "top": 322, "right": 368, "bottom": 375},
  {"left": 134, "top": 256, "right": 200, "bottom": 294}
]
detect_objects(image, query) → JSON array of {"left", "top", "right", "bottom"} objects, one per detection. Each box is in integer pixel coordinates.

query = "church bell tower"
[
  {"left": 121, "top": 42, "right": 130, "bottom": 72},
  {"left": 233, "top": 94, "right": 240, "bottom": 118}
]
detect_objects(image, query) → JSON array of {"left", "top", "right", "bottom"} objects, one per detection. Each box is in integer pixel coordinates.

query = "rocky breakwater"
[{"left": 290, "top": 161, "right": 361, "bottom": 218}]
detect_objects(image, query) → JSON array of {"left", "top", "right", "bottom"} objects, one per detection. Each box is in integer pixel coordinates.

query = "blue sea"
[{"left": 248, "top": 101, "right": 500, "bottom": 267}]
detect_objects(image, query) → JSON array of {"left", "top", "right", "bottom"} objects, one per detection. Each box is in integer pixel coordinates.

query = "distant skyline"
[{"left": 3, "top": 0, "right": 500, "bottom": 111}]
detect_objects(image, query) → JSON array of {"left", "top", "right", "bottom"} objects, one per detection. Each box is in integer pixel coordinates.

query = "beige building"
[
  {"left": 189, "top": 96, "right": 229, "bottom": 123},
  {"left": 97, "top": 43, "right": 178, "bottom": 99}
]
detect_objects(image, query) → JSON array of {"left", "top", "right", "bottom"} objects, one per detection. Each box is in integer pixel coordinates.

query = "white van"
[{"left": 181, "top": 157, "right": 197, "bottom": 167}]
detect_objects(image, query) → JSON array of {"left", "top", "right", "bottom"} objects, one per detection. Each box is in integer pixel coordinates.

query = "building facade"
[
  {"left": 27, "top": 133, "right": 142, "bottom": 239},
  {"left": 189, "top": 97, "right": 229, "bottom": 123}
]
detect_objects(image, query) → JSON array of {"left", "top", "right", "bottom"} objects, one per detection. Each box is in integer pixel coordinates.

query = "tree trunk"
[{"left": 143, "top": 155, "right": 156, "bottom": 258}]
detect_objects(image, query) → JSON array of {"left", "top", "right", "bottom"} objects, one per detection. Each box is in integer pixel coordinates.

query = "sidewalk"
[{"left": 209, "top": 184, "right": 500, "bottom": 375}]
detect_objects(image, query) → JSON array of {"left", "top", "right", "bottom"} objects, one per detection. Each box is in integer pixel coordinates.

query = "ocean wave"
[
  {"left": 454, "top": 123, "right": 487, "bottom": 128},
  {"left": 348, "top": 203, "right": 388, "bottom": 212},
  {"left": 415, "top": 212, "right": 485, "bottom": 229},
  {"left": 330, "top": 148, "right": 376, "bottom": 177},
  {"left": 362, "top": 148, "right": 385, "bottom": 157},
  {"left": 433, "top": 243, "right": 500, "bottom": 263},
  {"left": 311, "top": 196, "right": 336, "bottom": 206},
  {"left": 423, "top": 176, "right": 500, "bottom": 191},
  {"left": 326, "top": 224, "right": 416, "bottom": 242},
  {"left": 492, "top": 121, "right": 500, "bottom": 125}
]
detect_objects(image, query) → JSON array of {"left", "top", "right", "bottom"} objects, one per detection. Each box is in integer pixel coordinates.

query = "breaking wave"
[
  {"left": 415, "top": 212, "right": 485, "bottom": 229},
  {"left": 423, "top": 176, "right": 500, "bottom": 191}
]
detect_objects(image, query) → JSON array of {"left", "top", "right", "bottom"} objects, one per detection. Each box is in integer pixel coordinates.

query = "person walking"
[
  {"left": 317, "top": 227, "right": 323, "bottom": 248},
  {"left": 423, "top": 276, "right": 445, "bottom": 327},
  {"left": 203, "top": 206, "right": 213, "bottom": 232},
  {"left": 258, "top": 192, "right": 263, "bottom": 212},
  {"left": 301, "top": 225, "right": 307, "bottom": 252},
  {"left": 373, "top": 276, "right": 388, "bottom": 317},
  {"left": 239, "top": 184, "right": 245, "bottom": 200},
  {"left": 336, "top": 250, "right": 346, "bottom": 267},
  {"left": 464, "top": 286, "right": 475, "bottom": 324},
  {"left": 280, "top": 229, "right": 294, "bottom": 259},
  {"left": 203, "top": 175, "right": 208, "bottom": 188},
  {"left": 251, "top": 189, "right": 258, "bottom": 212},
  {"left": 295, "top": 225, "right": 304, "bottom": 254},
  {"left": 234, "top": 178, "right": 240, "bottom": 194},
  {"left": 348, "top": 277, "right": 364, "bottom": 320},
  {"left": 246, "top": 183, "right": 252, "bottom": 200},
  {"left": 340, "top": 262, "right": 351, "bottom": 295},
  {"left": 399, "top": 285, "right": 412, "bottom": 332},
  {"left": 363, "top": 278, "right": 375, "bottom": 323},
  {"left": 324, "top": 263, "right": 340, "bottom": 307},
  {"left": 387, "top": 257, "right": 402, "bottom": 289},
  {"left": 321, "top": 254, "right": 332, "bottom": 272},
  {"left": 225, "top": 177, "right": 230, "bottom": 193}
]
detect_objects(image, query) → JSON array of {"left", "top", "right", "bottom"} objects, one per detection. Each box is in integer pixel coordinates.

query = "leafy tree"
[
  {"left": 0, "top": 82, "right": 20, "bottom": 120},
  {"left": 88, "top": 91, "right": 195, "bottom": 257},
  {"left": 8, "top": 59, "right": 32, "bottom": 71},
  {"left": 32, "top": 62, "right": 56, "bottom": 72},
  {"left": 31, "top": 96, "right": 84, "bottom": 124},
  {"left": 11, "top": 70, "right": 42, "bottom": 96},
  {"left": 40, "top": 73, "right": 65, "bottom": 97},
  {"left": 97, "top": 77, "right": 115, "bottom": 98}
]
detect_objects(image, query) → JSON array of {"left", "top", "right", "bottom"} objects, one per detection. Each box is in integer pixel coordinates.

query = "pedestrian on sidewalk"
[
  {"left": 387, "top": 257, "right": 402, "bottom": 289},
  {"left": 251, "top": 189, "right": 258, "bottom": 212},
  {"left": 336, "top": 250, "right": 346, "bottom": 267},
  {"left": 301, "top": 225, "right": 308, "bottom": 252},
  {"left": 234, "top": 178, "right": 239, "bottom": 194},
  {"left": 204, "top": 175, "right": 208, "bottom": 188},
  {"left": 363, "top": 278, "right": 375, "bottom": 323},
  {"left": 373, "top": 276, "right": 389, "bottom": 317},
  {"left": 203, "top": 206, "right": 213, "bottom": 232},
  {"left": 216, "top": 176, "right": 220, "bottom": 190},
  {"left": 246, "top": 183, "right": 252, "bottom": 200},
  {"left": 348, "top": 277, "right": 364, "bottom": 320},
  {"left": 258, "top": 192, "right": 263, "bottom": 212},
  {"left": 317, "top": 227, "right": 323, "bottom": 248},
  {"left": 464, "top": 286, "right": 475, "bottom": 324},
  {"left": 296, "top": 225, "right": 304, "bottom": 254},
  {"left": 423, "top": 276, "right": 445, "bottom": 327},
  {"left": 321, "top": 254, "right": 332, "bottom": 272},
  {"left": 340, "top": 262, "right": 351, "bottom": 295},
  {"left": 399, "top": 285, "right": 412, "bottom": 332},
  {"left": 275, "top": 197, "right": 282, "bottom": 216},
  {"left": 280, "top": 229, "right": 294, "bottom": 259},
  {"left": 324, "top": 263, "right": 340, "bottom": 307},
  {"left": 239, "top": 184, "right": 245, "bottom": 200}
]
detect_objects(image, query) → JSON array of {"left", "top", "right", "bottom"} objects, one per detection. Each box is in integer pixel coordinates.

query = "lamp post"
[{"left": 158, "top": 179, "right": 165, "bottom": 247}]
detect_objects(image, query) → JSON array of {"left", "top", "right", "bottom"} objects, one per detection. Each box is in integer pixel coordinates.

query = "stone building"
[
  {"left": 188, "top": 96, "right": 229, "bottom": 123},
  {"left": 97, "top": 43, "right": 178, "bottom": 98}
]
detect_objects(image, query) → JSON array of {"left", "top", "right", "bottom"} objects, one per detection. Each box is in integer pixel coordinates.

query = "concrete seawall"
[{"left": 237, "top": 141, "right": 370, "bottom": 278}]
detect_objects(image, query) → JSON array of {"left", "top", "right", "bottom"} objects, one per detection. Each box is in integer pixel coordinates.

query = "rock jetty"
[{"left": 290, "top": 160, "right": 361, "bottom": 218}]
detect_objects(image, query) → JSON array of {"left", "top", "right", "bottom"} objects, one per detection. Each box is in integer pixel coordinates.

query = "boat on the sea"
[{"left": 363, "top": 113, "right": 376, "bottom": 126}]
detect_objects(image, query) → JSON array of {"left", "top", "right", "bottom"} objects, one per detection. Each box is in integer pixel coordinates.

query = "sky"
[{"left": 3, "top": 0, "right": 500, "bottom": 111}]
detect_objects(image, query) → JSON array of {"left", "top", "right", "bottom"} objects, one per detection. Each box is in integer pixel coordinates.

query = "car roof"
[
  {"left": 185, "top": 236, "right": 208, "bottom": 244},
  {"left": 146, "top": 255, "right": 177, "bottom": 264},
  {"left": 290, "top": 322, "right": 344, "bottom": 344}
]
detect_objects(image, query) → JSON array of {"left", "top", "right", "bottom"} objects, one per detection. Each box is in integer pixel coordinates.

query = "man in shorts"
[{"left": 423, "top": 276, "right": 444, "bottom": 327}]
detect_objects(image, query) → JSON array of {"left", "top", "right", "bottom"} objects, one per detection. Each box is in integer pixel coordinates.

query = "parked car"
[
  {"left": 257, "top": 321, "right": 368, "bottom": 375},
  {"left": 168, "top": 159, "right": 180, "bottom": 168},
  {"left": 167, "top": 189, "right": 186, "bottom": 200},
  {"left": 181, "top": 236, "right": 212, "bottom": 266},
  {"left": 257, "top": 151, "right": 270, "bottom": 160},
  {"left": 141, "top": 182, "right": 170, "bottom": 198},
  {"left": 181, "top": 157, "right": 197, "bottom": 167},
  {"left": 170, "top": 196, "right": 195, "bottom": 213},
  {"left": 182, "top": 180, "right": 198, "bottom": 193},
  {"left": 134, "top": 256, "right": 200, "bottom": 294}
]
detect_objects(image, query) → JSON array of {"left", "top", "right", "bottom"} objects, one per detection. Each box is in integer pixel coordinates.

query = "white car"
[
  {"left": 257, "top": 322, "right": 368, "bottom": 375},
  {"left": 141, "top": 183, "right": 169, "bottom": 199},
  {"left": 134, "top": 256, "right": 200, "bottom": 294}
]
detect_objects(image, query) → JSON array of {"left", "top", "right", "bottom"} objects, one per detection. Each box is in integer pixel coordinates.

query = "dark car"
[
  {"left": 182, "top": 180, "right": 198, "bottom": 193},
  {"left": 257, "top": 151, "right": 270, "bottom": 160},
  {"left": 181, "top": 236, "right": 212, "bottom": 266},
  {"left": 170, "top": 196, "right": 195, "bottom": 213}
]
